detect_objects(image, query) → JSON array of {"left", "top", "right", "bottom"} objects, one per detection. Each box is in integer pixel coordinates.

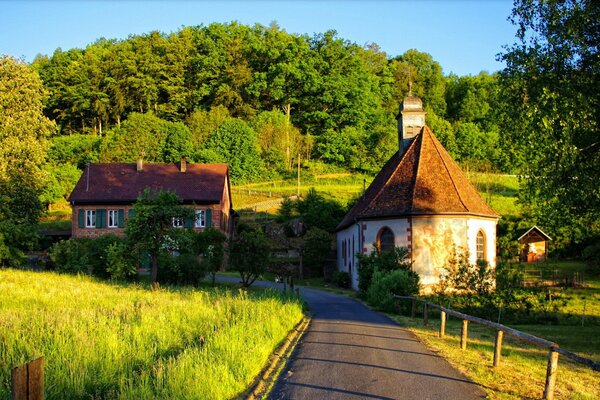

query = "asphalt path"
[{"left": 215, "top": 276, "right": 485, "bottom": 399}]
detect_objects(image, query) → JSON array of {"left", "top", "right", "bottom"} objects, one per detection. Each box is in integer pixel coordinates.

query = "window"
[
  {"left": 195, "top": 210, "right": 206, "bottom": 228},
  {"left": 476, "top": 230, "right": 486, "bottom": 261},
  {"left": 85, "top": 210, "right": 96, "bottom": 228},
  {"left": 108, "top": 210, "right": 119, "bottom": 228},
  {"left": 377, "top": 227, "right": 395, "bottom": 253},
  {"left": 172, "top": 217, "right": 184, "bottom": 228}
]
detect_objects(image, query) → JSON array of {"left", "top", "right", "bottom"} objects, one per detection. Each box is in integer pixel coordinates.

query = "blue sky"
[{"left": 1, "top": 1, "right": 516, "bottom": 76}]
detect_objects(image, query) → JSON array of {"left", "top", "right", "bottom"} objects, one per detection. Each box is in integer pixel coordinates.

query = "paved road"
[{"left": 216, "top": 276, "right": 485, "bottom": 399}]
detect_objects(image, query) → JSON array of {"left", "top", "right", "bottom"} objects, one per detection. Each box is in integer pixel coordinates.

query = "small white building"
[{"left": 336, "top": 93, "right": 499, "bottom": 292}]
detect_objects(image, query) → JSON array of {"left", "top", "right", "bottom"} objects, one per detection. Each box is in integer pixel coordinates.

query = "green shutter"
[
  {"left": 206, "top": 209, "right": 212, "bottom": 228},
  {"left": 96, "top": 209, "right": 106, "bottom": 228},
  {"left": 78, "top": 209, "right": 85, "bottom": 228},
  {"left": 128, "top": 209, "right": 135, "bottom": 219},
  {"left": 118, "top": 209, "right": 125, "bottom": 228},
  {"left": 184, "top": 217, "right": 193, "bottom": 229}
]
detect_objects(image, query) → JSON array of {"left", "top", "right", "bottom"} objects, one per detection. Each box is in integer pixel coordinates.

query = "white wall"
[
  {"left": 336, "top": 225, "right": 361, "bottom": 290},
  {"left": 467, "top": 218, "right": 497, "bottom": 268}
]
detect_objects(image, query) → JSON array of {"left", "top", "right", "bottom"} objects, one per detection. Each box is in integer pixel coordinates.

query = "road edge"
[{"left": 245, "top": 316, "right": 311, "bottom": 400}]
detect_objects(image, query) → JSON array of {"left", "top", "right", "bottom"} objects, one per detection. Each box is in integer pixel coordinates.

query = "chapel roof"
[
  {"left": 68, "top": 162, "right": 229, "bottom": 205},
  {"left": 336, "top": 125, "right": 499, "bottom": 230}
]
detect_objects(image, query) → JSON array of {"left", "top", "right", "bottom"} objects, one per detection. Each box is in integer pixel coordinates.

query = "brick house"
[
  {"left": 336, "top": 93, "right": 499, "bottom": 292},
  {"left": 68, "top": 159, "right": 233, "bottom": 240}
]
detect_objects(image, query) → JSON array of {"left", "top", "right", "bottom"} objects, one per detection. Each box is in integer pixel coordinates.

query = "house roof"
[
  {"left": 68, "top": 162, "right": 230, "bottom": 205},
  {"left": 336, "top": 126, "right": 499, "bottom": 231},
  {"left": 517, "top": 226, "right": 552, "bottom": 242}
]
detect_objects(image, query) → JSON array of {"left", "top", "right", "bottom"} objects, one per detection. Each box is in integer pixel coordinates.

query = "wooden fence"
[
  {"left": 394, "top": 296, "right": 600, "bottom": 400},
  {"left": 11, "top": 357, "right": 44, "bottom": 400}
]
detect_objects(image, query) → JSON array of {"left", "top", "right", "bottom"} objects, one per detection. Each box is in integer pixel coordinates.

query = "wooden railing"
[{"left": 394, "top": 296, "right": 600, "bottom": 400}]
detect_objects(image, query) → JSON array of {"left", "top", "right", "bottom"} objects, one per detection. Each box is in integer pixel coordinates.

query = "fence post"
[
  {"left": 543, "top": 348, "right": 559, "bottom": 400},
  {"left": 493, "top": 330, "right": 504, "bottom": 367},
  {"left": 411, "top": 298, "right": 416, "bottom": 318},
  {"left": 11, "top": 357, "right": 44, "bottom": 400},
  {"left": 423, "top": 302, "right": 429, "bottom": 326},
  {"left": 460, "top": 320, "right": 469, "bottom": 350},
  {"left": 439, "top": 310, "right": 446, "bottom": 338}
]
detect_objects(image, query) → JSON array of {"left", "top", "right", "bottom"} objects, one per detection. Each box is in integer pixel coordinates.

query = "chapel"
[{"left": 336, "top": 92, "right": 499, "bottom": 292}]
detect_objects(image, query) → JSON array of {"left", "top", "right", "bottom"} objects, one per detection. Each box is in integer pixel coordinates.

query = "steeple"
[{"left": 398, "top": 85, "right": 426, "bottom": 155}]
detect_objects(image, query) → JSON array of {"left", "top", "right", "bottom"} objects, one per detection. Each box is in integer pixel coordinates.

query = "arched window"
[
  {"left": 378, "top": 227, "right": 395, "bottom": 253},
  {"left": 476, "top": 230, "right": 486, "bottom": 261}
]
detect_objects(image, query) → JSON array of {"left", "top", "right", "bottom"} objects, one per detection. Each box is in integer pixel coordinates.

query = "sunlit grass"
[
  {"left": 392, "top": 314, "right": 600, "bottom": 399},
  {"left": 0, "top": 269, "right": 304, "bottom": 399}
]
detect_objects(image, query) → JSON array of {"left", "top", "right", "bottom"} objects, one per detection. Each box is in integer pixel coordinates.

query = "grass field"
[
  {"left": 392, "top": 313, "right": 600, "bottom": 399},
  {"left": 231, "top": 172, "right": 522, "bottom": 217},
  {"left": 0, "top": 270, "right": 304, "bottom": 399}
]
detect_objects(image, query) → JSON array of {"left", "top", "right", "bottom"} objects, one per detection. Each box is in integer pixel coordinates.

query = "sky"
[{"left": 1, "top": 1, "right": 517, "bottom": 76}]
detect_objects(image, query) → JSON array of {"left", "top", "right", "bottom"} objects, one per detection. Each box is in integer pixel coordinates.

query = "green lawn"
[{"left": 0, "top": 269, "right": 304, "bottom": 399}]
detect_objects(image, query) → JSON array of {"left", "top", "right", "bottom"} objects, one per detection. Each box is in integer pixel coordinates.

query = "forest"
[{"left": 0, "top": 0, "right": 598, "bottom": 265}]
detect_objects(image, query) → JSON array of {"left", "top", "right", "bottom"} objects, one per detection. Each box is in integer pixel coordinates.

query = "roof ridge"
[
  {"left": 425, "top": 126, "right": 469, "bottom": 212},
  {"left": 409, "top": 129, "right": 424, "bottom": 213}
]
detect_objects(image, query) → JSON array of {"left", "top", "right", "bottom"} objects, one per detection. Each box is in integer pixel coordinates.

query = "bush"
[
  {"left": 106, "top": 242, "right": 137, "bottom": 280},
  {"left": 158, "top": 252, "right": 205, "bottom": 285},
  {"left": 49, "top": 239, "right": 91, "bottom": 274},
  {"left": 583, "top": 241, "right": 600, "bottom": 275},
  {"left": 366, "top": 269, "right": 420, "bottom": 312},
  {"left": 335, "top": 271, "right": 351, "bottom": 288},
  {"left": 49, "top": 236, "right": 132, "bottom": 279},
  {"left": 439, "top": 247, "right": 495, "bottom": 295},
  {"left": 303, "top": 227, "right": 333, "bottom": 277},
  {"left": 357, "top": 247, "right": 411, "bottom": 295}
]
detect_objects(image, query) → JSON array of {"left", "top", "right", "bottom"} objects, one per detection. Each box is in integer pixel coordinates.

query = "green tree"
[
  {"left": 202, "top": 118, "right": 263, "bottom": 182},
  {"left": 195, "top": 228, "right": 226, "bottom": 286},
  {"left": 499, "top": 0, "right": 600, "bottom": 250},
  {"left": 124, "top": 189, "right": 194, "bottom": 283},
  {"left": 0, "top": 56, "right": 54, "bottom": 266},
  {"left": 302, "top": 227, "right": 333, "bottom": 277},
  {"left": 229, "top": 227, "right": 271, "bottom": 287}
]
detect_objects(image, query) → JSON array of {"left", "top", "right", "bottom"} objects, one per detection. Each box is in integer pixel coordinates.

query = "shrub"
[
  {"left": 439, "top": 247, "right": 495, "bottom": 295},
  {"left": 158, "top": 252, "right": 205, "bottom": 285},
  {"left": 106, "top": 242, "right": 137, "bottom": 281},
  {"left": 49, "top": 239, "right": 91, "bottom": 274},
  {"left": 229, "top": 227, "right": 271, "bottom": 287},
  {"left": 357, "top": 247, "right": 411, "bottom": 295},
  {"left": 583, "top": 241, "right": 600, "bottom": 275},
  {"left": 335, "top": 271, "right": 351, "bottom": 288},
  {"left": 195, "top": 228, "right": 226, "bottom": 286},
  {"left": 366, "top": 269, "right": 420, "bottom": 312},
  {"left": 302, "top": 227, "right": 333, "bottom": 277}
]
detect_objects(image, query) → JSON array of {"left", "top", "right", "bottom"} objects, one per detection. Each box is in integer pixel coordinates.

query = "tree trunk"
[
  {"left": 283, "top": 103, "right": 291, "bottom": 170},
  {"left": 151, "top": 253, "right": 159, "bottom": 283}
]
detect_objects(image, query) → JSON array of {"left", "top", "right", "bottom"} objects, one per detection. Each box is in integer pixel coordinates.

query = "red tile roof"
[
  {"left": 68, "top": 163, "right": 229, "bottom": 205},
  {"left": 337, "top": 126, "right": 499, "bottom": 230}
]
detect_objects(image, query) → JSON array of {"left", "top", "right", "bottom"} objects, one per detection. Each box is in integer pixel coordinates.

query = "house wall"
[
  {"left": 336, "top": 224, "right": 361, "bottom": 290},
  {"left": 467, "top": 218, "right": 497, "bottom": 268},
  {"left": 338, "top": 215, "right": 497, "bottom": 294},
  {"left": 337, "top": 218, "right": 410, "bottom": 291},
  {"left": 72, "top": 204, "right": 225, "bottom": 239}
]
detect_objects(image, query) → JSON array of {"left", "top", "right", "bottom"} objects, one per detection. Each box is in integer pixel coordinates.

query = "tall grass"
[{"left": 0, "top": 270, "right": 303, "bottom": 399}]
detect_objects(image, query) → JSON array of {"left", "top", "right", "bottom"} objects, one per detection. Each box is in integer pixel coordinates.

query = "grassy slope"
[{"left": 0, "top": 270, "right": 303, "bottom": 399}]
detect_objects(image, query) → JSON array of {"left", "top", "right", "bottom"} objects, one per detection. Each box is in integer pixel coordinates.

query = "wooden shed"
[{"left": 517, "top": 226, "right": 552, "bottom": 263}]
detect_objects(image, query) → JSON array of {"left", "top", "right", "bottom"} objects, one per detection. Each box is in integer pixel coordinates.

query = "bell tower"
[{"left": 398, "top": 83, "right": 426, "bottom": 155}]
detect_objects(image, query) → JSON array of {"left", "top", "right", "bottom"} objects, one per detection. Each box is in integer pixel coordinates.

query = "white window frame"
[
  {"left": 195, "top": 210, "right": 206, "bottom": 228},
  {"left": 85, "top": 210, "right": 96, "bottom": 228},
  {"left": 172, "top": 217, "right": 184, "bottom": 228},
  {"left": 108, "top": 210, "right": 118, "bottom": 228}
]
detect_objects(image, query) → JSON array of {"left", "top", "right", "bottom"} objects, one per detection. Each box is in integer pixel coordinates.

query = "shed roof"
[
  {"left": 336, "top": 126, "right": 499, "bottom": 231},
  {"left": 517, "top": 226, "right": 552, "bottom": 242},
  {"left": 68, "top": 162, "right": 229, "bottom": 205}
]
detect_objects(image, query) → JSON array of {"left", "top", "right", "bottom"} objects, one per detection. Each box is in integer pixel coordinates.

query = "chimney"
[
  {"left": 136, "top": 158, "right": 143, "bottom": 172},
  {"left": 398, "top": 86, "right": 426, "bottom": 155},
  {"left": 180, "top": 156, "right": 187, "bottom": 173}
]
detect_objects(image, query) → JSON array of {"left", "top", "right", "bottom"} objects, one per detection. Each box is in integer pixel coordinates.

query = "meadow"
[{"left": 0, "top": 269, "right": 304, "bottom": 399}]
